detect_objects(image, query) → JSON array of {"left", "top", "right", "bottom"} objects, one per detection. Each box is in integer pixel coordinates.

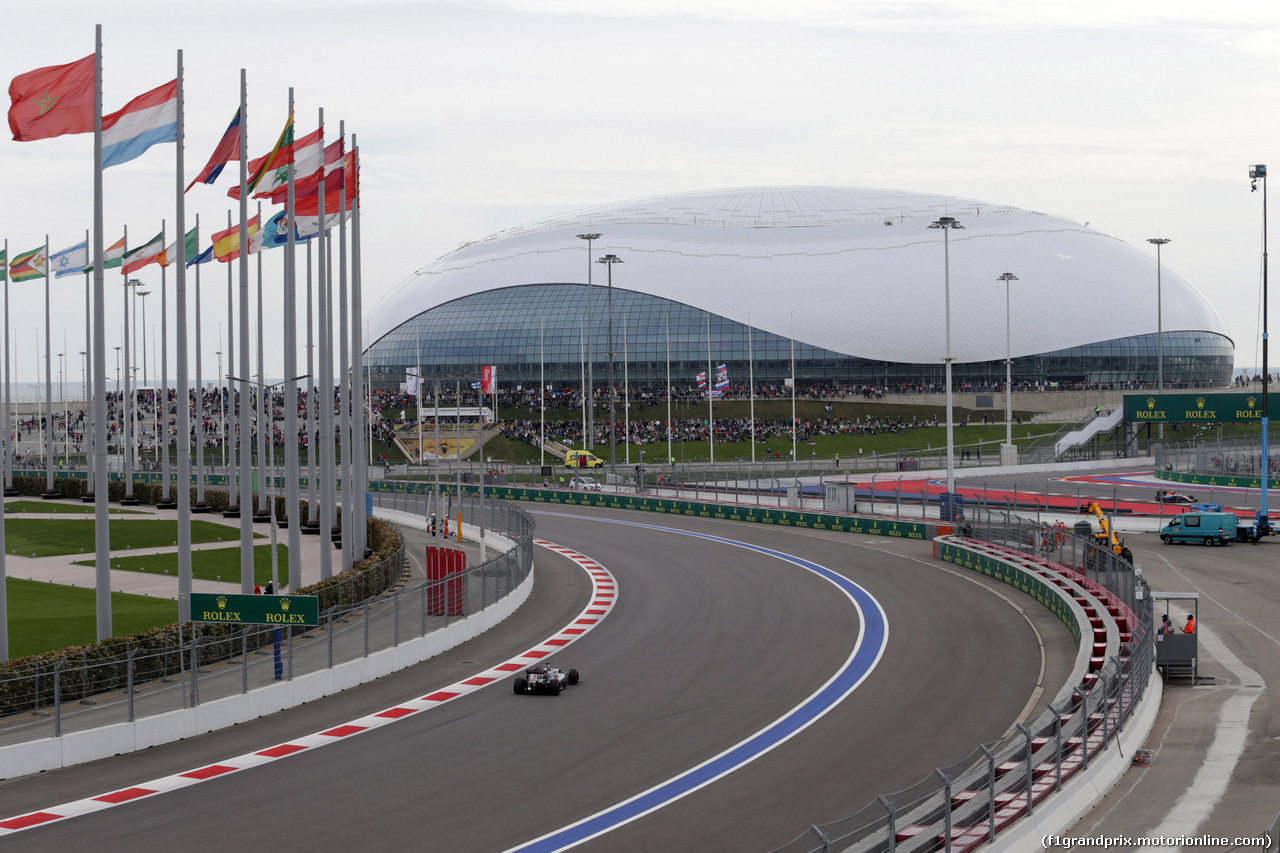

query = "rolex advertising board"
[
  {"left": 190, "top": 592, "right": 319, "bottom": 626},
  {"left": 1123, "top": 392, "right": 1264, "bottom": 424}
]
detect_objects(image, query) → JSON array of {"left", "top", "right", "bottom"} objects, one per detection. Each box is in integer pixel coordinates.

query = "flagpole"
[
  {"left": 338, "top": 120, "right": 353, "bottom": 569},
  {"left": 123, "top": 226, "right": 136, "bottom": 505},
  {"left": 159, "top": 221, "right": 173, "bottom": 509},
  {"left": 3, "top": 237, "right": 11, "bottom": 497},
  {"left": 83, "top": 229, "right": 94, "bottom": 499},
  {"left": 237, "top": 68, "right": 253, "bottom": 595},
  {"left": 254, "top": 200, "right": 267, "bottom": 524},
  {"left": 666, "top": 315, "right": 671, "bottom": 468},
  {"left": 284, "top": 86, "right": 301, "bottom": 591},
  {"left": 623, "top": 315, "right": 629, "bottom": 466},
  {"left": 317, "top": 106, "right": 333, "bottom": 581},
  {"left": 306, "top": 237, "right": 317, "bottom": 535},
  {"left": 748, "top": 313, "right": 755, "bottom": 464},
  {"left": 91, "top": 24, "right": 113, "bottom": 640},
  {"left": 3, "top": 236, "right": 11, "bottom": 498},
  {"left": 43, "top": 233, "right": 55, "bottom": 499},
  {"left": 539, "top": 316, "right": 545, "bottom": 468},
  {"left": 0, "top": 236, "right": 7, "bottom": 658},
  {"left": 194, "top": 213, "right": 207, "bottom": 512},
  {"left": 790, "top": 313, "right": 797, "bottom": 462},
  {"left": 707, "top": 313, "right": 714, "bottom": 471},
  {"left": 223, "top": 209, "right": 239, "bottom": 519},
  {"left": 174, "top": 49, "right": 193, "bottom": 622},
  {"left": 351, "top": 133, "right": 366, "bottom": 555}
]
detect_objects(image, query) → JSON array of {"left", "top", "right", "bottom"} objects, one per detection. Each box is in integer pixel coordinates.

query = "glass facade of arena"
[{"left": 366, "top": 284, "right": 1234, "bottom": 390}]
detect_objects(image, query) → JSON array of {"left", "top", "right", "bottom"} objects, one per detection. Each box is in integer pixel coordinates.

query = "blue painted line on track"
[{"left": 509, "top": 512, "right": 889, "bottom": 853}]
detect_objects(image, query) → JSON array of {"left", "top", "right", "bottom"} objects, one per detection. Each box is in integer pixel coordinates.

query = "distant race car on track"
[
  {"left": 1155, "top": 490, "right": 1196, "bottom": 504},
  {"left": 513, "top": 663, "right": 580, "bottom": 695}
]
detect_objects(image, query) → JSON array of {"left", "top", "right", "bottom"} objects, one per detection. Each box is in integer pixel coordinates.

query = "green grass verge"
[
  {"left": 73, "top": 544, "right": 289, "bottom": 587},
  {"left": 5, "top": 576, "right": 178, "bottom": 659},
  {"left": 5, "top": 500, "right": 144, "bottom": 515},
  {"left": 4, "top": 518, "right": 260, "bottom": 558}
]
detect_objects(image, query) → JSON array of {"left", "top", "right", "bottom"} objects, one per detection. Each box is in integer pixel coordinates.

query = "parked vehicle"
[
  {"left": 564, "top": 450, "right": 603, "bottom": 469},
  {"left": 570, "top": 476, "right": 601, "bottom": 491},
  {"left": 1158, "top": 511, "right": 1238, "bottom": 546}
]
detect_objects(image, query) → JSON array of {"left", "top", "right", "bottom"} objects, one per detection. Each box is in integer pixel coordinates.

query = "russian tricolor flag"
[{"left": 102, "top": 79, "right": 177, "bottom": 169}]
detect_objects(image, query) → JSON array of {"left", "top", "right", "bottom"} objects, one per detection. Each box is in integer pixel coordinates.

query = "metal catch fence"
[{"left": 771, "top": 510, "right": 1153, "bottom": 853}]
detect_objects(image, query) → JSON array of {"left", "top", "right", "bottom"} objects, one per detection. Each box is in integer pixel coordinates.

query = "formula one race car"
[
  {"left": 1155, "top": 490, "right": 1196, "bottom": 504},
  {"left": 513, "top": 663, "right": 580, "bottom": 696}
]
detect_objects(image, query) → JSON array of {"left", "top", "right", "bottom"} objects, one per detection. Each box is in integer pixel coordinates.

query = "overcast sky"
[{"left": 2, "top": 0, "right": 1276, "bottom": 388}]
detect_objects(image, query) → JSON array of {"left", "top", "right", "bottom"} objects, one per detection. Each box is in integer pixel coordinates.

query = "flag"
[
  {"left": 250, "top": 210, "right": 316, "bottom": 251},
  {"left": 186, "top": 108, "right": 241, "bottom": 191},
  {"left": 293, "top": 150, "right": 358, "bottom": 217},
  {"left": 405, "top": 367, "right": 419, "bottom": 396},
  {"left": 695, "top": 371, "right": 707, "bottom": 390},
  {"left": 84, "top": 235, "right": 126, "bottom": 272},
  {"left": 159, "top": 226, "right": 199, "bottom": 267},
  {"left": 481, "top": 366, "right": 496, "bottom": 395},
  {"left": 8, "top": 54, "right": 94, "bottom": 142},
  {"left": 10, "top": 246, "right": 47, "bottom": 281},
  {"left": 715, "top": 364, "right": 729, "bottom": 391},
  {"left": 232, "top": 127, "right": 324, "bottom": 201},
  {"left": 50, "top": 240, "right": 89, "bottom": 278},
  {"left": 244, "top": 111, "right": 293, "bottom": 196},
  {"left": 212, "top": 216, "right": 260, "bottom": 262},
  {"left": 290, "top": 208, "right": 348, "bottom": 239},
  {"left": 102, "top": 79, "right": 177, "bottom": 168},
  {"left": 187, "top": 244, "right": 214, "bottom": 267},
  {"left": 121, "top": 231, "right": 165, "bottom": 275},
  {"left": 266, "top": 136, "right": 341, "bottom": 204}
]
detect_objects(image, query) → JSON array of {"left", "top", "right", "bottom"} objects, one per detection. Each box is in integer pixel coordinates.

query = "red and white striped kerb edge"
[{"left": 0, "top": 539, "right": 616, "bottom": 836}]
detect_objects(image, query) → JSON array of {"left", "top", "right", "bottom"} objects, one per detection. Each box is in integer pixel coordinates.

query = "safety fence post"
[
  {"left": 935, "top": 768, "right": 953, "bottom": 852},
  {"left": 1050, "top": 701, "right": 1063, "bottom": 791},
  {"left": 1075, "top": 687, "right": 1090, "bottom": 771},
  {"left": 1017, "top": 723, "right": 1034, "bottom": 816},
  {"left": 878, "top": 794, "right": 896, "bottom": 853},
  {"left": 53, "top": 660, "right": 64, "bottom": 737},
  {"left": 979, "top": 743, "right": 997, "bottom": 842},
  {"left": 241, "top": 627, "right": 249, "bottom": 694},
  {"left": 393, "top": 589, "right": 400, "bottom": 647},
  {"left": 126, "top": 648, "right": 137, "bottom": 723}
]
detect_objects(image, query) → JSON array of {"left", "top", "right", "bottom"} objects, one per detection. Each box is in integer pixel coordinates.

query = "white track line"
[{"left": 0, "top": 539, "right": 614, "bottom": 837}]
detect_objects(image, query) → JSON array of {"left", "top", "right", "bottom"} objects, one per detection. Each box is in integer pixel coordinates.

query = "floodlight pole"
[
  {"left": 1147, "top": 237, "right": 1170, "bottom": 441},
  {"left": 997, "top": 273, "right": 1018, "bottom": 449},
  {"left": 1250, "top": 165, "right": 1271, "bottom": 531},
  {"left": 930, "top": 216, "right": 964, "bottom": 497},
  {"left": 597, "top": 253, "right": 623, "bottom": 478},
  {"left": 577, "top": 233, "right": 600, "bottom": 448}
]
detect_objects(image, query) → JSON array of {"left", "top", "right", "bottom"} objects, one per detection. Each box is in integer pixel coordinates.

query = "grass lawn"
[
  {"left": 5, "top": 500, "right": 144, "bottom": 515},
  {"left": 4, "top": 518, "right": 260, "bottom": 558},
  {"left": 5, "top": 576, "right": 178, "bottom": 659},
  {"left": 74, "top": 544, "right": 290, "bottom": 587}
]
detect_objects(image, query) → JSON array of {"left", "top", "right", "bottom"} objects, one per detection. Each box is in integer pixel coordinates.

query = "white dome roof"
[{"left": 368, "top": 186, "right": 1231, "bottom": 363}]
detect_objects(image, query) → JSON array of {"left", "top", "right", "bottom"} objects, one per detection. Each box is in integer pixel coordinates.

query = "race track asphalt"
[{"left": 0, "top": 505, "right": 1066, "bottom": 853}]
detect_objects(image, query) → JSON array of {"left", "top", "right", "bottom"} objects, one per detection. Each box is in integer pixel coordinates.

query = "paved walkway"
[{"left": 2, "top": 498, "right": 337, "bottom": 597}]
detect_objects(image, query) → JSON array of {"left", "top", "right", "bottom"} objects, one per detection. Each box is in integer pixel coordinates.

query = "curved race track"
[{"left": 0, "top": 506, "right": 1056, "bottom": 852}]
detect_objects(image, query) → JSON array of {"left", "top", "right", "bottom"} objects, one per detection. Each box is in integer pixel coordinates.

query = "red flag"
[
  {"left": 8, "top": 54, "right": 95, "bottom": 141},
  {"left": 292, "top": 151, "right": 358, "bottom": 216},
  {"left": 266, "top": 138, "right": 343, "bottom": 204},
  {"left": 481, "top": 366, "right": 496, "bottom": 395}
]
